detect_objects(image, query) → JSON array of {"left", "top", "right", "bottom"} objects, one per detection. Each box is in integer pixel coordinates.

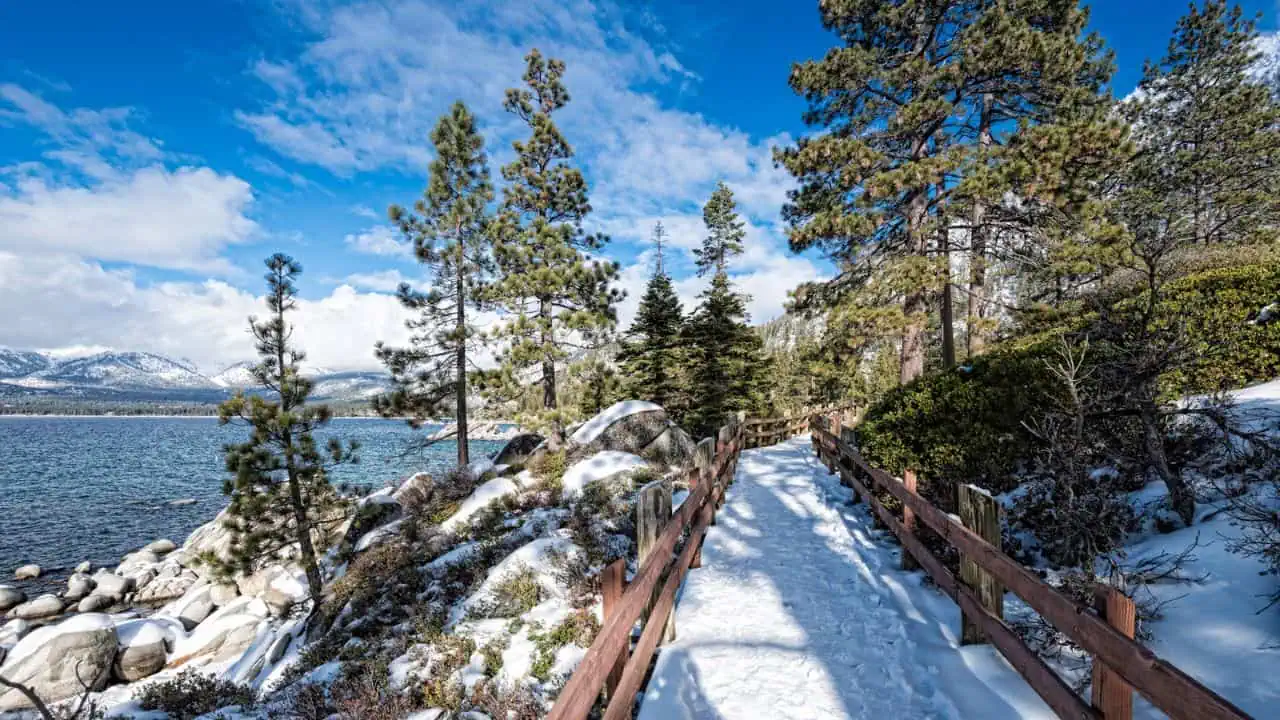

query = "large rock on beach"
[
  {"left": 77, "top": 594, "right": 115, "bottom": 613},
  {"left": 173, "top": 585, "right": 216, "bottom": 630},
  {"left": 65, "top": 574, "right": 95, "bottom": 601},
  {"left": 181, "top": 507, "right": 236, "bottom": 566},
  {"left": 168, "top": 597, "right": 269, "bottom": 667},
  {"left": 0, "top": 586, "right": 25, "bottom": 613},
  {"left": 91, "top": 571, "right": 133, "bottom": 598},
  {"left": 134, "top": 570, "right": 199, "bottom": 604},
  {"left": 13, "top": 564, "right": 40, "bottom": 581},
  {"left": 0, "top": 614, "right": 117, "bottom": 711},
  {"left": 74, "top": 561, "right": 92, "bottom": 574},
  {"left": 112, "top": 618, "right": 180, "bottom": 682},
  {"left": 11, "top": 594, "right": 64, "bottom": 620},
  {"left": 144, "top": 539, "right": 177, "bottom": 555},
  {"left": 492, "top": 433, "right": 545, "bottom": 468}
]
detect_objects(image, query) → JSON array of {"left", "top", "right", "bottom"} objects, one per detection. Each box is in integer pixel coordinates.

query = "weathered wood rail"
[
  {"left": 742, "top": 405, "right": 854, "bottom": 448},
  {"left": 548, "top": 420, "right": 743, "bottom": 720},
  {"left": 810, "top": 419, "right": 1252, "bottom": 720}
]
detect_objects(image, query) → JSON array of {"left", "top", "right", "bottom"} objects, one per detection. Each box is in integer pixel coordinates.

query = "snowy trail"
[{"left": 638, "top": 438, "right": 1058, "bottom": 720}]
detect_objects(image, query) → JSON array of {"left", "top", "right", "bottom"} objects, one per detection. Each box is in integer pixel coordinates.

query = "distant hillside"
[{"left": 758, "top": 313, "right": 824, "bottom": 354}]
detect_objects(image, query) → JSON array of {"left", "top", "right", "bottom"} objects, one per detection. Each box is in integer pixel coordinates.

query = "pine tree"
[
  {"left": 617, "top": 223, "right": 685, "bottom": 410},
  {"left": 215, "top": 255, "right": 357, "bottom": 602},
  {"left": 486, "top": 49, "right": 623, "bottom": 446},
  {"left": 778, "top": 0, "right": 1115, "bottom": 382},
  {"left": 696, "top": 181, "right": 745, "bottom": 276},
  {"left": 1090, "top": 0, "right": 1280, "bottom": 525},
  {"left": 682, "top": 185, "right": 768, "bottom": 438},
  {"left": 374, "top": 101, "right": 493, "bottom": 466}
]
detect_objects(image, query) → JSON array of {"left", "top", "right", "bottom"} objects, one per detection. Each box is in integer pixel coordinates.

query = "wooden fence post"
[
  {"left": 637, "top": 481, "right": 676, "bottom": 644},
  {"left": 901, "top": 469, "right": 919, "bottom": 571},
  {"left": 1092, "top": 586, "right": 1136, "bottom": 720},
  {"left": 601, "top": 558, "right": 627, "bottom": 700},
  {"left": 958, "top": 483, "right": 1004, "bottom": 645},
  {"left": 837, "top": 425, "right": 860, "bottom": 503}
]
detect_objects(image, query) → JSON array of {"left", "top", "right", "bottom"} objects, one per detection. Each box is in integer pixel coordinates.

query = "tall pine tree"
[
  {"left": 486, "top": 49, "right": 622, "bottom": 446},
  {"left": 215, "top": 255, "right": 357, "bottom": 602},
  {"left": 617, "top": 223, "right": 685, "bottom": 410},
  {"left": 682, "top": 184, "right": 768, "bottom": 438},
  {"left": 374, "top": 101, "right": 493, "bottom": 466}
]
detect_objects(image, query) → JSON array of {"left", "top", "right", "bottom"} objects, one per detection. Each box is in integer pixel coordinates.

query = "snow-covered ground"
[{"left": 639, "top": 438, "right": 1057, "bottom": 720}]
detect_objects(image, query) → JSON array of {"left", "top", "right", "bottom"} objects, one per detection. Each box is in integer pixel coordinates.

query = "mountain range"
[{"left": 0, "top": 349, "right": 390, "bottom": 404}]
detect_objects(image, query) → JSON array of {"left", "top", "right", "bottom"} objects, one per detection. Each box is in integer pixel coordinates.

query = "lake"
[{"left": 0, "top": 416, "right": 504, "bottom": 592}]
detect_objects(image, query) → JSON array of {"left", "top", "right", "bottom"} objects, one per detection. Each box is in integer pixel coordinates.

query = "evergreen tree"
[
  {"left": 778, "top": 0, "right": 1115, "bottom": 382},
  {"left": 1088, "top": 0, "right": 1280, "bottom": 525},
  {"left": 374, "top": 101, "right": 493, "bottom": 466},
  {"left": 682, "top": 185, "right": 769, "bottom": 437},
  {"left": 617, "top": 223, "right": 685, "bottom": 410},
  {"left": 486, "top": 49, "right": 622, "bottom": 446},
  {"left": 215, "top": 255, "right": 357, "bottom": 602},
  {"left": 696, "top": 181, "right": 745, "bottom": 276}
]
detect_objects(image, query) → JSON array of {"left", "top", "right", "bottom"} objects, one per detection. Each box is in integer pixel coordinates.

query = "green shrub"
[
  {"left": 471, "top": 566, "right": 542, "bottom": 618},
  {"left": 136, "top": 670, "right": 257, "bottom": 720},
  {"left": 527, "top": 610, "right": 600, "bottom": 682},
  {"left": 529, "top": 450, "right": 568, "bottom": 485}
]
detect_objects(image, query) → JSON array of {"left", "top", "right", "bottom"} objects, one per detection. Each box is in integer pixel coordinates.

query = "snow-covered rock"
[
  {"left": 134, "top": 569, "right": 199, "bottom": 603},
  {"left": 442, "top": 476, "right": 523, "bottom": 531},
  {"left": 0, "top": 619, "right": 30, "bottom": 649},
  {"left": 0, "top": 585, "right": 25, "bottom": 612},
  {"left": 0, "top": 613, "right": 117, "bottom": 711},
  {"left": 568, "top": 401, "right": 695, "bottom": 469},
  {"left": 11, "top": 593, "right": 64, "bottom": 619},
  {"left": 182, "top": 507, "right": 236, "bottom": 566},
  {"left": 13, "top": 564, "right": 40, "bottom": 580},
  {"left": 168, "top": 584, "right": 216, "bottom": 630},
  {"left": 169, "top": 597, "right": 269, "bottom": 666},
  {"left": 561, "top": 451, "right": 651, "bottom": 497},
  {"left": 66, "top": 573, "right": 95, "bottom": 601},
  {"left": 492, "top": 433, "right": 545, "bottom": 468},
  {"left": 112, "top": 618, "right": 179, "bottom": 681}
]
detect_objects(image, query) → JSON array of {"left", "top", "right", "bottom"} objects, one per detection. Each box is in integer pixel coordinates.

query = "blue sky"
[{"left": 1, "top": 0, "right": 1277, "bottom": 371}]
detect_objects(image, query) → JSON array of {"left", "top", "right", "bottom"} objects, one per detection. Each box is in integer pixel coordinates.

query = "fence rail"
[
  {"left": 810, "top": 420, "right": 1251, "bottom": 720},
  {"left": 742, "top": 405, "right": 855, "bottom": 448},
  {"left": 548, "top": 421, "right": 743, "bottom": 720}
]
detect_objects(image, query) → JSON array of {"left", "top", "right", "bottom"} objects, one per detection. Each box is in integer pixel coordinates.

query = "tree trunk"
[
  {"left": 966, "top": 93, "right": 994, "bottom": 359},
  {"left": 539, "top": 297, "right": 563, "bottom": 448},
  {"left": 455, "top": 262, "right": 470, "bottom": 467},
  {"left": 1139, "top": 401, "right": 1195, "bottom": 526},
  {"left": 939, "top": 195, "right": 956, "bottom": 370},
  {"left": 901, "top": 173, "right": 930, "bottom": 385}
]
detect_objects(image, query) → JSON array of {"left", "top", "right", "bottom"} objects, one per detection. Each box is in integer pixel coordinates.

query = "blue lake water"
[{"left": 0, "top": 416, "right": 503, "bottom": 592}]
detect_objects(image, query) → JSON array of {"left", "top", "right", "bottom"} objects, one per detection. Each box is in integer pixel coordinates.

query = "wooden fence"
[
  {"left": 810, "top": 419, "right": 1252, "bottom": 720},
  {"left": 547, "top": 420, "right": 743, "bottom": 720},
  {"left": 743, "top": 405, "right": 855, "bottom": 448}
]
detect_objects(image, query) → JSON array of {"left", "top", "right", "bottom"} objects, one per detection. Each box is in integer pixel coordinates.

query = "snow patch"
[
  {"left": 562, "top": 451, "right": 650, "bottom": 497},
  {"left": 442, "top": 476, "right": 521, "bottom": 532},
  {"left": 569, "top": 400, "right": 663, "bottom": 445}
]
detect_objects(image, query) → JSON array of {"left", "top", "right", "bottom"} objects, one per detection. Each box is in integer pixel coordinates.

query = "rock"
[
  {"left": 209, "top": 583, "right": 239, "bottom": 606},
  {"left": 181, "top": 507, "right": 235, "bottom": 566},
  {"left": 567, "top": 401, "right": 673, "bottom": 462},
  {"left": 0, "top": 619, "right": 31, "bottom": 647},
  {"left": 77, "top": 594, "right": 115, "bottom": 613},
  {"left": 169, "top": 598, "right": 268, "bottom": 666},
  {"left": 133, "top": 572, "right": 197, "bottom": 604},
  {"left": 165, "top": 550, "right": 191, "bottom": 568},
  {"left": 144, "top": 539, "right": 177, "bottom": 555},
  {"left": 639, "top": 425, "right": 697, "bottom": 469},
  {"left": 0, "top": 614, "right": 117, "bottom": 711},
  {"left": 0, "top": 586, "right": 25, "bottom": 613},
  {"left": 133, "top": 568, "right": 158, "bottom": 591},
  {"left": 492, "top": 433, "right": 545, "bottom": 468},
  {"left": 11, "top": 594, "right": 64, "bottom": 620},
  {"left": 91, "top": 571, "right": 133, "bottom": 598},
  {"left": 175, "top": 585, "right": 216, "bottom": 630},
  {"left": 341, "top": 494, "right": 403, "bottom": 554},
  {"left": 112, "top": 619, "right": 179, "bottom": 682},
  {"left": 65, "top": 574, "right": 95, "bottom": 601},
  {"left": 393, "top": 472, "right": 433, "bottom": 504},
  {"left": 74, "top": 561, "right": 92, "bottom": 574},
  {"left": 13, "top": 564, "right": 40, "bottom": 580},
  {"left": 236, "top": 565, "right": 287, "bottom": 599}
]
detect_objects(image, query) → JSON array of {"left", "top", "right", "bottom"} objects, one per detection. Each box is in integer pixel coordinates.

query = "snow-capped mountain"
[
  {"left": 0, "top": 349, "right": 54, "bottom": 379},
  {"left": 0, "top": 348, "right": 390, "bottom": 404}
]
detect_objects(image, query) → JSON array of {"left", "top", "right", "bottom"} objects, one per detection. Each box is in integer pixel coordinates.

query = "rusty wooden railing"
[
  {"left": 548, "top": 421, "right": 743, "bottom": 720},
  {"left": 811, "top": 419, "right": 1251, "bottom": 720}
]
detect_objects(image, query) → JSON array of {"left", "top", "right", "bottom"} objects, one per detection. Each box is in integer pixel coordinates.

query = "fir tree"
[
  {"left": 682, "top": 185, "right": 769, "bottom": 437},
  {"left": 617, "top": 223, "right": 685, "bottom": 410},
  {"left": 486, "top": 49, "right": 623, "bottom": 446},
  {"left": 696, "top": 181, "right": 745, "bottom": 276},
  {"left": 1089, "top": 0, "right": 1280, "bottom": 525},
  {"left": 374, "top": 101, "right": 493, "bottom": 466},
  {"left": 215, "top": 255, "right": 357, "bottom": 602}
]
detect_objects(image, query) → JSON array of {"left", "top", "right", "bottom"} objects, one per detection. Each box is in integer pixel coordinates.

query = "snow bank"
[
  {"left": 569, "top": 400, "right": 663, "bottom": 445},
  {"left": 442, "top": 476, "right": 521, "bottom": 531},
  {"left": 562, "top": 451, "right": 650, "bottom": 497}
]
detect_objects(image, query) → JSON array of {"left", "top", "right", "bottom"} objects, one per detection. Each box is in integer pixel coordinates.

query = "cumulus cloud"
[
  {"left": 344, "top": 225, "right": 409, "bottom": 257},
  {"left": 344, "top": 269, "right": 412, "bottom": 292},
  {"left": 0, "top": 252, "right": 413, "bottom": 372}
]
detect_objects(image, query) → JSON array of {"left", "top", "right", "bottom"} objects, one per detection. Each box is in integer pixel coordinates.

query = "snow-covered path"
[{"left": 638, "top": 438, "right": 1058, "bottom": 720}]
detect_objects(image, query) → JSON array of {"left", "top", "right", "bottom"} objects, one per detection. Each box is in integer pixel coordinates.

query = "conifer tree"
[
  {"left": 215, "top": 255, "right": 357, "bottom": 602},
  {"left": 374, "top": 101, "right": 493, "bottom": 466},
  {"left": 1088, "top": 0, "right": 1280, "bottom": 525},
  {"left": 617, "top": 223, "right": 685, "bottom": 410},
  {"left": 778, "top": 0, "right": 1115, "bottom": 382},
  {"left": 486, "top": 49, "right": 622, "bottom": 445},
  {"left": 682, "top": 184, "right": 768, "bottom": 437}
]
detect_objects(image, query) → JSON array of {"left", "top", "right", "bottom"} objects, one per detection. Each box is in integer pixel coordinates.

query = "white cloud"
[
  {"left": 344, "top": 269, "right": 411, "bottom": 292},
  {"left": 0, "top": 252, "right": 414, "bottom": 372},
  {"left": 344, "top": 225, "right": 409, "bottom": 257},
  {"left": 0, "top": 85, "right": 259, "bottom": 273}
]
